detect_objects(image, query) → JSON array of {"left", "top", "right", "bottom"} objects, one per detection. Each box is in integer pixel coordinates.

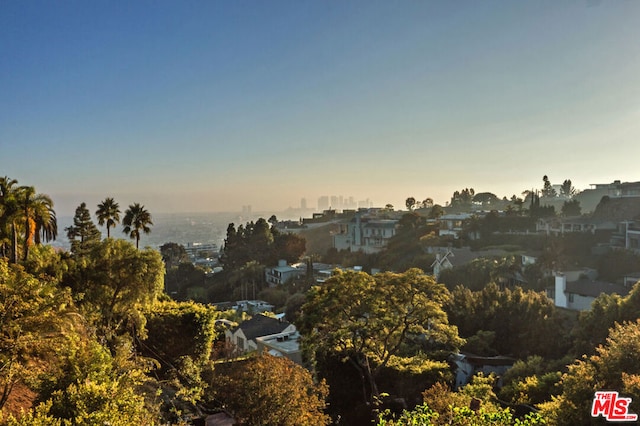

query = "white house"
[
  {"left": 536, "top": 217, "right": 616, "bottom": 236},
  {"left": 452, "top": 353, "right": 515, "bottom": 389},
  {"left": 621, "top": 221, "right": 640, "bottom": 253},
  {"left": 548, "top": 272, "right": 630, "bottom": 311},
  {"left": 438, "top": 213, "right": 472, "bottom": 239},
  {"left": 264, "top": 260, "right": 304, "bottom": 286},
  {"left": 430, "top": 249, "right": 454, "bottom": 280},
  {"left": 255, "top": 330, "right": 302, "bottom": 365},
  {"left": 333, "top": 212, "right": 398, "bottom": 254},
  {"left": 225, "top": 314, "right": 296, "bottom": 354}
]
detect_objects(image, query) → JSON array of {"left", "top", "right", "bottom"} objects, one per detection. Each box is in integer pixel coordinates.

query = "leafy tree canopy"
[
  {"left": 299, "top": 268, "right": 462, "bottom": 403},
  {"left": 66, "top": 202, "right": 101, "bottom": 257},
  {"left": 0, "top": 259, "right": 73, "bottom": 411},
  {"left": 210, "top": 354, "right": 330, "bottom": 426},
  {"left": 540, "top": 320, "right": 640, "bottom": 425}
]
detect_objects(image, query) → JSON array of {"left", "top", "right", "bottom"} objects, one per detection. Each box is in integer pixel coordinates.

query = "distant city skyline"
[{"left": 3, "top": 1, "right": 640, "bottom": 217}]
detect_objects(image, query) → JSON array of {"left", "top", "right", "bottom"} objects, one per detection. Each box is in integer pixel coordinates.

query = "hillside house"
[
  {"left": 610, "top": 221, "right": 640, "bottom": 253},
  {"left": 333, "top": 212, "right": 398, "bottom": 254},
  {"left": 225, "top": 314, "right": 296, "bottom": 355},
  {"left": 438, "top": 213, "right": 473, "bottom": 239},
  {"left": 548, "top": 272, "right": 630, "bottom": 311},
  {"left": 431, "top": 249, "right": 454, "bottom": 280},
  {"left": 452, "top": 352, "right": 515, "bottom": 389},
  {"left": 264, "top": 260, "right": 304, "bottom": 286},
  {"left": 536, "top": 217, "right": 616, "bottom": 236},
  {"left": 255, "top": 330, "right": 302, "bottom": 364}
]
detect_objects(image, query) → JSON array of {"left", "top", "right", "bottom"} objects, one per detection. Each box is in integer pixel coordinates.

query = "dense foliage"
[
  {"left": 5, "top": 174, "right": 640, "bottom": 424},
  {"left": 210, "top": 354, "right": 330, "bottom": 426},
  {"left": 299, "top": 268, "right": 462, "bottom": 422},
  {"left": 221, "top": 218, "right": 306, "bottom": 270},
  {"left": 446, "top": 283, "right": 571, "bottom": 359}
]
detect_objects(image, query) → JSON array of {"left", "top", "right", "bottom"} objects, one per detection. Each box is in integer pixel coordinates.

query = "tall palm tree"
[
  {"left": 0, "top": 178, "right": 57, "bottom": 262},
  {"left": 20, "top": 186, "right": 36, "bottom": 261},
  {"left": 31, "top": 193, "right": 57, "bottom": 245},
  {"left": 0, "top": 176, "right": 19, "bottom": 260},
  {"left": 96, "top": 197, "right": 121, "bottom": 238},
  {"left": 122, "top": 203, "right": 153, "bottom": 249},
  {"left": 19, "top": 186, "right": 57, "bottom": 261}
]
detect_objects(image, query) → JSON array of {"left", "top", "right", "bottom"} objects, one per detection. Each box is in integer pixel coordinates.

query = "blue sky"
[{"left": 2, "top": 1, "right": 640, "bottom": 215}]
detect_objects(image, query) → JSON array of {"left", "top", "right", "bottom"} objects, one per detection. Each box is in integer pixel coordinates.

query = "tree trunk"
[
  {"left": 348, "top": 356, "right": 369, "bottom": 405},
  {"left": 11, "top": 221, "right": 18, "bottom": 264},
  {"left": 362, "top": 355, "right": 380, "bottom": 400},
  {"left": 23, "top": 214, "right": 30, "bottom": 262}
]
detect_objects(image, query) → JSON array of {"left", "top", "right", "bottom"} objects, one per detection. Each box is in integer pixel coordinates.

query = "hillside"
[{"left": 297, "top": 222, "right": 340, "bottom": 257}]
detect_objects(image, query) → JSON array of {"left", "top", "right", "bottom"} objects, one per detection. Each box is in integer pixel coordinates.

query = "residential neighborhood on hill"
[{"left": 4, "top": 175, "right": 640, "bottom": 425}]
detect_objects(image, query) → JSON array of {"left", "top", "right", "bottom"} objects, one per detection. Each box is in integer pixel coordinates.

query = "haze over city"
[{"left": 2, "top": 1, "right": 640, "bottom": 217}]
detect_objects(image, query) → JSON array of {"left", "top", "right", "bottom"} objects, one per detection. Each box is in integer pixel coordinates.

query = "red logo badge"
[{"left": 591, "top": 391, "right": 638, "bottom": 422}]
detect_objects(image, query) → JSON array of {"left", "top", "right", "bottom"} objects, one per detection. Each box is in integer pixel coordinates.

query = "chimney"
[{"left": 555, "top": 274, "right": 568, "bottom": 308}]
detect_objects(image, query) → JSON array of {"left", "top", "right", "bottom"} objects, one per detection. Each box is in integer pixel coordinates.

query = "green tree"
[
  {"left": 122, "top": 203, "right": 153, "bottom": 249},
  {"left": 499, "top": 356, "right": 564, "bottom": 405},
  {"left": 450, "top": 188, "right": 475, "bottom": 208},
  {"left": 560, "top": 179, "right": 576, "bottom": 198},
  {"left": 446, "top": 283, "right": 568, "bottom": 359},
  {"left": 541, "top": 175, "right": 556, "bottom": 198},
  {"left": 210, "top": 354, "right": 330, "bottom": 426},
  {"left": 272, "top": 231, "right": 306, "bottom": 265},
  {"left": 143, "top": 300, "right": 219, "bottom": 366},
  {"left": 79, "top": 238, "right": 165, "bottom": 334},
  {"left": 0, "top": 177, "right": 21, "bottom": 263},
  {"left": 221, "top": 218, "right": 306, "bottom": 273},
  {"left": 165, "top": 262, "right": 206, "bottom": 300},
  {"left": 96, "top": 197, "right": 121, "bottom": 238},
  {"left": 0, "top": 179, "right": 57, "bottom": 264},
  {"left": 571, "top": 280, "right": 640, "bottom": 355},
  {"left": 0, "top": 259, "right": 73, "bottom": 410},
  {"left": 540, "top": 320, "right": 640, "bottom": 425},
  {"left": 378, "top": 375, "right": 545, "bottom": 426},
  {"left": 37, "top": 336, "right": 158, "bottom": 426},
  {"left": 229, "top": 260, "right": 265, "bottom": 300},
  {"left": 19, "top": 187, "right": 57, "bottom": 262},
  {"left": 472, "top": 192, "right": 499, "bottom": 206},
  {"left": 561, "top": 199, "right": 581, "bottom": 217},
  {"left": 299, "top": 268, "right": 462, "bottom": 403},
  {"left": 405, "top": 197, "right": 416, "bottom": 211},
  {"left": 429, "top": 204, "right": 445, "bottom": 219},
  {"left": 66, "top": 202, "right": 101, "bottom": 257},
  {"left": 159, "top": 242, "right": 189, "bottom": 270}
]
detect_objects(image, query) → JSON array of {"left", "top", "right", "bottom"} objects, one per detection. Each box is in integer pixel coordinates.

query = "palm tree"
[
  {"left": 122, "top": 203, "right": 153, "bottom": 249},
  {"left": 31, "top": 193, "right": 57, "bottom": 245},
  {"left": 18, "top": 186, "right": 58, "bottom": 261},
  {"left": 0, "top": 179, "right": 57, "bottom": 262},
  {"left": 96, "top": 197, "right": 121, "bottom": 238},
  {"left": 0, "top": 176, "right": 19, "bottom": 260},
  {"left": 20, "top": 186, "right": 35, "bottom": 261}
]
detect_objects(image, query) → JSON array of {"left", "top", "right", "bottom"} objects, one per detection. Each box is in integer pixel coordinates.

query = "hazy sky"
[{"left": 2, "top": 1, "right": 640, "bottom": 216}]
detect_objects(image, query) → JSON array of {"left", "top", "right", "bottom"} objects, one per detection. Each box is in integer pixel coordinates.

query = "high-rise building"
[
  {"left": 300, "top": 198, "right": 307, "bottom": 209},
  {"left": 331, "top": 196, "right": 340, "bottom": 209},
  {"left": 318, "top": 196, "right": 329, "bottom": 211}
]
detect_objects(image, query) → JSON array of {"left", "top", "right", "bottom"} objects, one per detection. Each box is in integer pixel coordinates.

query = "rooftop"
[{"left": 232, "top": 314, "right": 292, "bottom": 341}]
